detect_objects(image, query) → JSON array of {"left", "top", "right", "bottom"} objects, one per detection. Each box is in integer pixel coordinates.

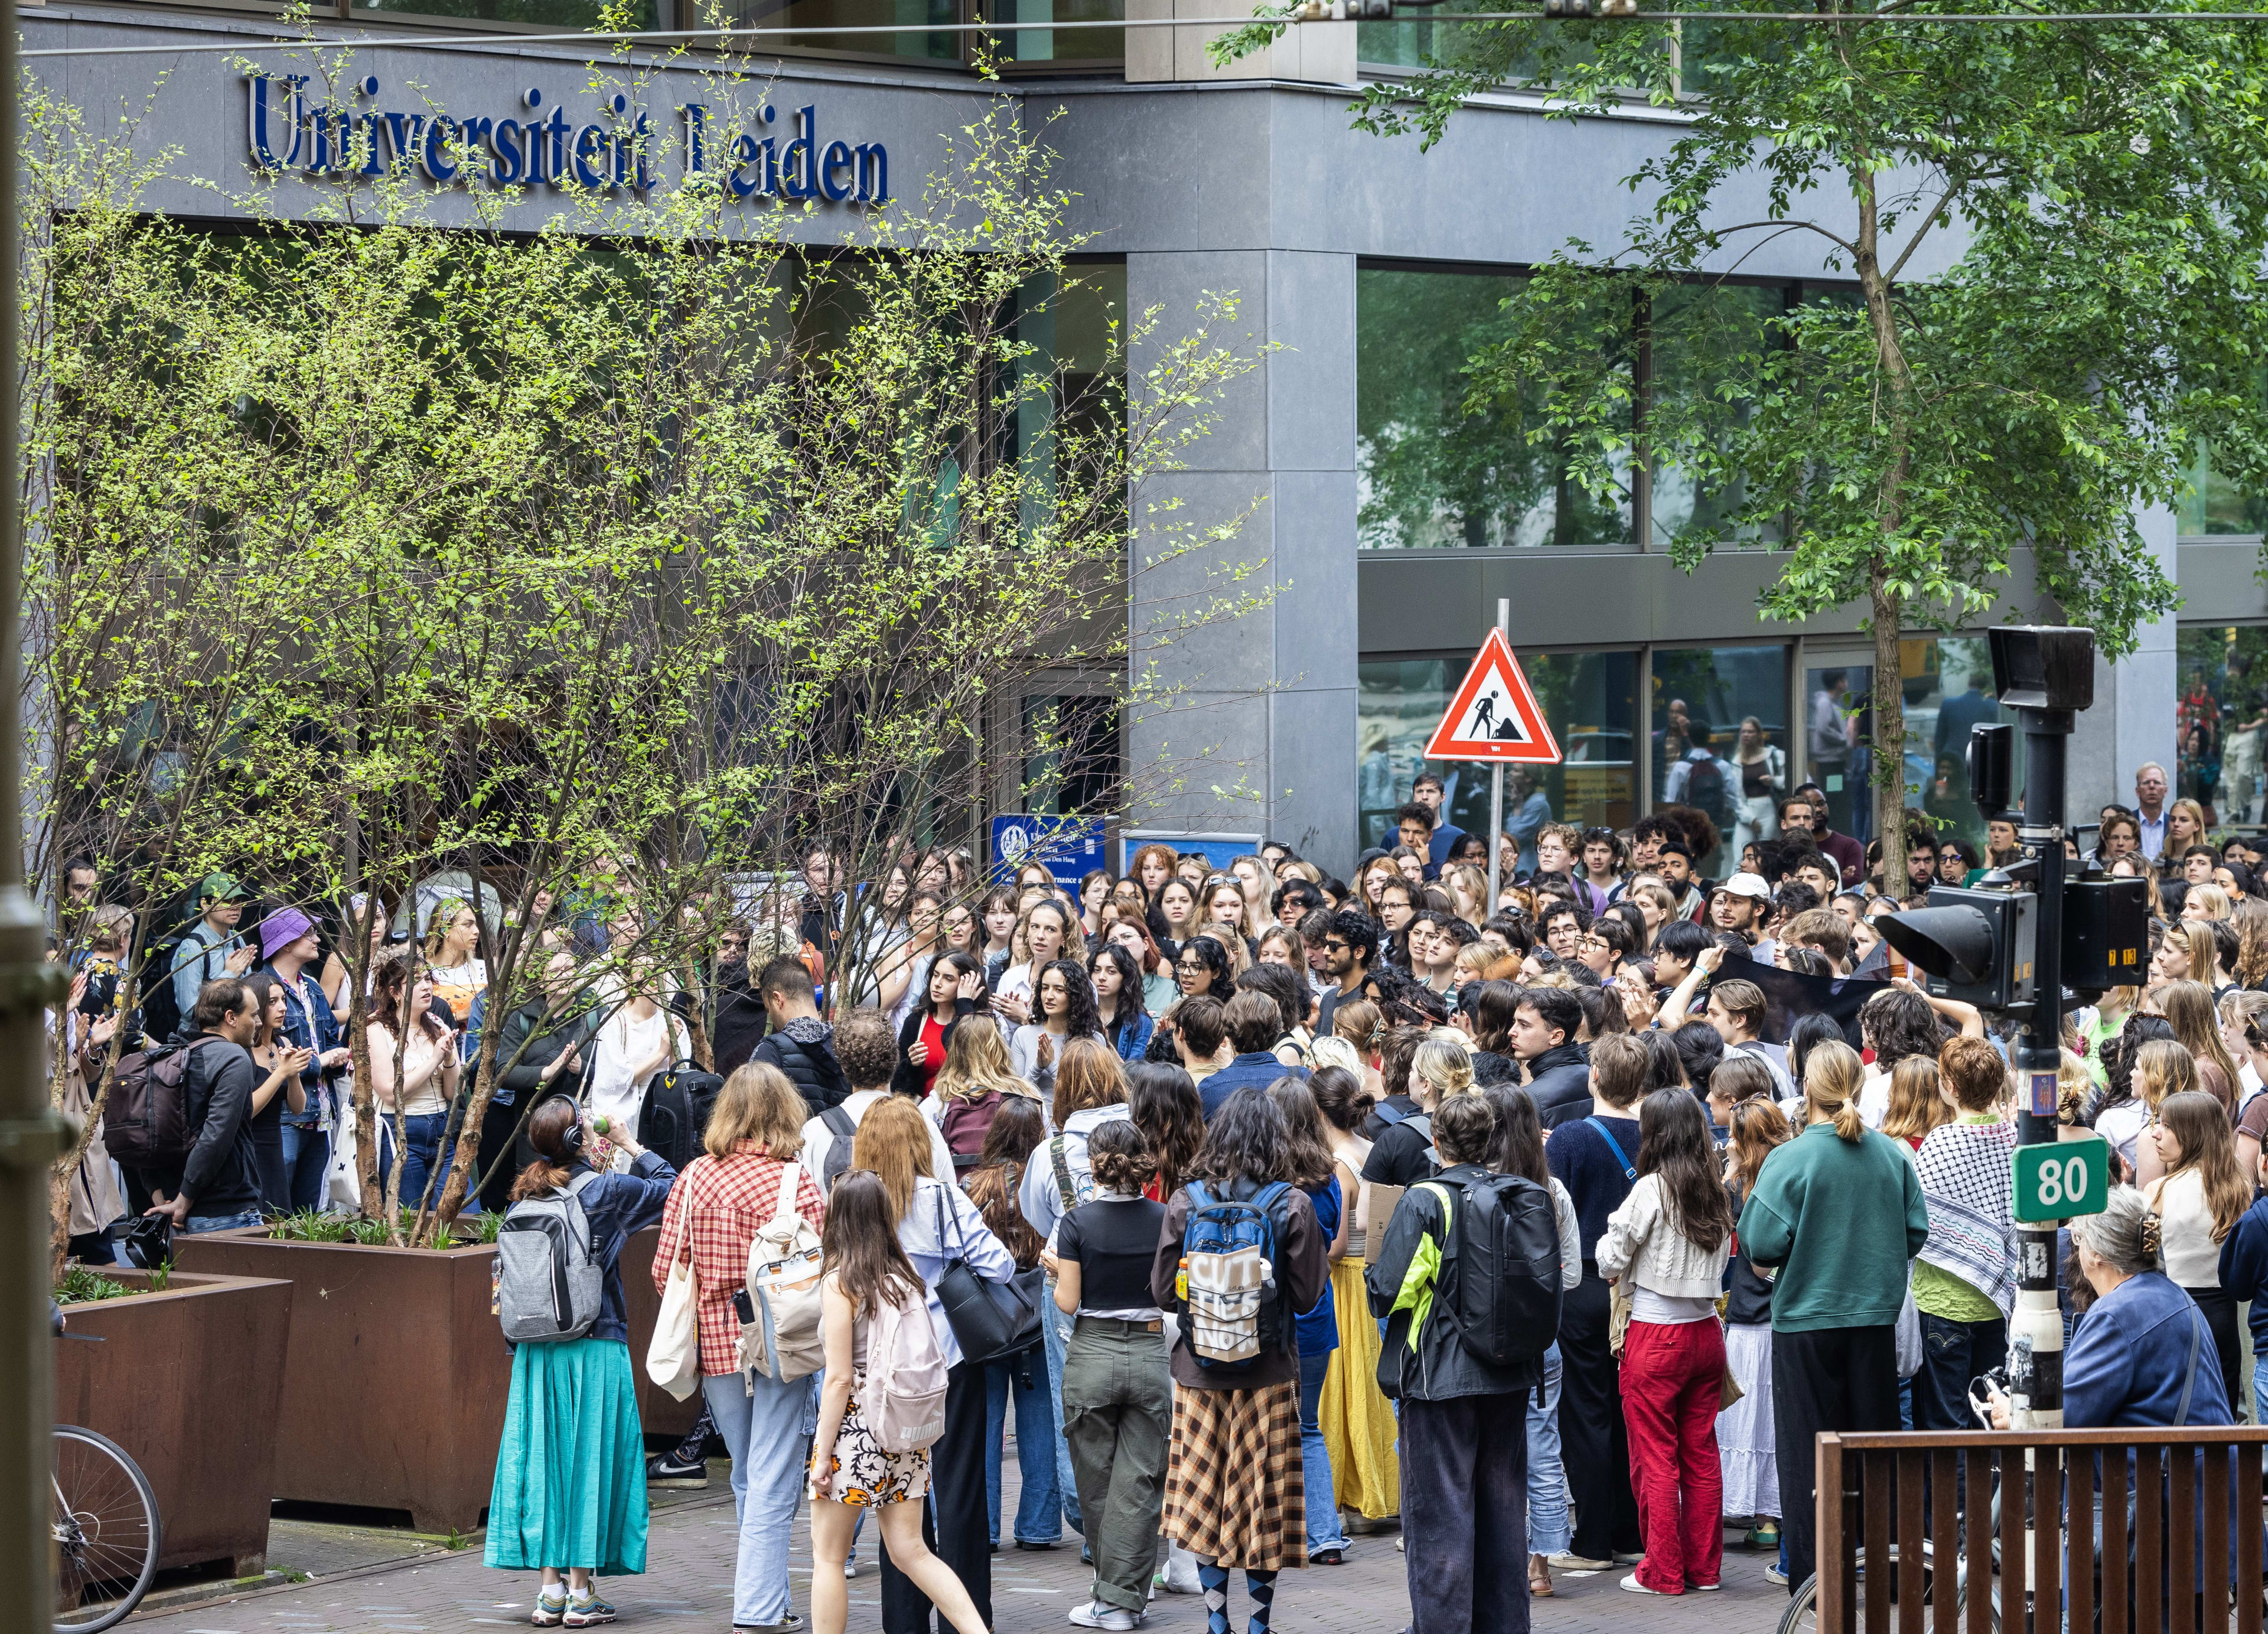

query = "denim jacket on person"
[
  {"left": 503, "top": 1150, "right": 676, "bottom": 1347},
  {"left": 266, "top": 965, "right": 344, "bottom": 1130}
]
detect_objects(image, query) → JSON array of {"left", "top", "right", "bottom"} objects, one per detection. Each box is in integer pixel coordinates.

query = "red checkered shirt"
[{"left": 652, "top": 1140, "right": 826, "bottom": 1378}]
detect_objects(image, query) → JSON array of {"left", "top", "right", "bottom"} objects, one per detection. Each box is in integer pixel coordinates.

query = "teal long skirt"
[{"left": 484, "top": 1336, "right": 650, "bottom": 1576}]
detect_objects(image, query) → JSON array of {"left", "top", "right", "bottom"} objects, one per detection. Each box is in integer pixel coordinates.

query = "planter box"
[
  {"left": 53, "top": 1268, "right": 293, "bottom": 1576},
  {"left": 620, "top": 1226, "right": 702, "bottom": 1443},
  {"left": 173, "top": 1231, "right": 507, "bottom": 1534}
]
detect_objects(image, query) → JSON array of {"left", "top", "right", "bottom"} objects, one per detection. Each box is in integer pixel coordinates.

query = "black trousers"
[
  {"left": 1402, "top": 1393, "right": 1530, "bottom": 1634},
  {"left": 881, "top": 1359, "right": 991, "bottom": 1634},
  {"left": 1557, "top": 1271, "right": 1641, "bottom": 1561},
  {"left": 2181, "top": 1285, "right": 2244, "bottom": 1423},
  {"left": 1772, "top": 1324, "right": 1900, "bottom": 1597}
]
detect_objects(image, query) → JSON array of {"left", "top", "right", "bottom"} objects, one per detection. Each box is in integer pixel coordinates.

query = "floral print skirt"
[{"left": 812, "top": 1381, "right": 931, "bottom": 1507}]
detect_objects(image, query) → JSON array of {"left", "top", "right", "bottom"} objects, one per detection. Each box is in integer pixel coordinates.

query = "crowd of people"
[{"left": 47, "top": 752, "right": 2268, "bottom": 1632}]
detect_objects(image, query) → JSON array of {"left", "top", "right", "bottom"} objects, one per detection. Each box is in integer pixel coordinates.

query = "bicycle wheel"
[
  {"left": 1775, "top": 1547, "right": 1984, "bottom": 1634},
  {"left": 51, "top": 1424, "right": 161, "bottom": 1632}
]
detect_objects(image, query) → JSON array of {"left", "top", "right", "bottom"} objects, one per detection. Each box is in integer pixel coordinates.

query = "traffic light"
[{"left": 1874, "top": 626, "right": 2144, "bottom": 1015}]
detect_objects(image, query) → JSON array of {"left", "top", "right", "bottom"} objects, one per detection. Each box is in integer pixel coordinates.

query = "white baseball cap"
[{"left": 1715, "top": 872, "right": 1772, "bottom": 901}]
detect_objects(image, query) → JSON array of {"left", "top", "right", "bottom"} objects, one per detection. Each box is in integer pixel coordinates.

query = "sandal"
[{"left": 1529, "top": 1556, "right": 1555, "bottom": 1598}]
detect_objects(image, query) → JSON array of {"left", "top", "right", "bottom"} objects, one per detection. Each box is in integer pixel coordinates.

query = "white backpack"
[
  {"left": 741, "top": 1163, "right": 826, "bottom": 1384},
  {"left": 855, "top": 1286, "right": 949, "bottom": 1453}
]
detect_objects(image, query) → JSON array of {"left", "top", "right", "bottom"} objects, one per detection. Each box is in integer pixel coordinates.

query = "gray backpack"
[{"left": 496, "top": 1170, "right": 604, "bottom": 1344}]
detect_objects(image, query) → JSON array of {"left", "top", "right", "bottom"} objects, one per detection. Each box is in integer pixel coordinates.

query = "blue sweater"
[
  {"left": 2218, "top": 1196, "right": 2268, "bottom": 1351},
  {"left": 1200, "top": 1053, "right": 1304, "bottom": 1121},
  {"left": 2065, "top": 1271, "right": 2231, "bottom": 1429}
]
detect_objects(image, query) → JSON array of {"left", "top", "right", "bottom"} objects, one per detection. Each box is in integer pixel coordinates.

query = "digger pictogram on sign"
[{"left": 1421, "top": 629, "right": 1562, "bottom": 765}]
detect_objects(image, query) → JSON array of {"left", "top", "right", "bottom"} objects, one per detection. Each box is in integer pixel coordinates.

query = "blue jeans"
[
  {"left": 703, "top": 1369, "right": 811, "bottom": 1626},
  {"left": 1525, "top": 1341, "right": 1571, "bottom": 1557},
  {"left": 376, "top": 1113, "right": 449, "bottom": 1211},
  {"left": 985, "top": 1346, "right": 1063, "bottom": 1546},
  {"left": 181, "top": 1208, "right": 264, "bottom": 1235},
  {"left": 278, "top": 1122, "right": 330, "bottom": 1214},
  {"left": 1298, "top": 1347, "right": 1351, "bottom": 1555},
  {"left": 1040, "top": 1290, "right": 1082, "bottom": 1537}
]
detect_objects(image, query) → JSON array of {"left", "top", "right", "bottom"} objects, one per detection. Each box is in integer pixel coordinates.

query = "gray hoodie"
[{"left": 1019, "top": 1101, "right": 1135, "bottom": 1246}]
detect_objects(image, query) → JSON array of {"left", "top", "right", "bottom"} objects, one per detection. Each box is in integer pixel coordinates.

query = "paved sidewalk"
[{"left": 129, "top": 1467, "right": 1790, "bottom": 1634}]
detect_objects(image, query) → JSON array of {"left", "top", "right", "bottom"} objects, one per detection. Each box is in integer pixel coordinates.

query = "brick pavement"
[{"left": 127, "top": 1467, "right": 1790, "bottom": 1634}]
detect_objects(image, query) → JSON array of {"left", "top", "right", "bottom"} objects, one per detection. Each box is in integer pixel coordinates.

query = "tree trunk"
[{"left": 1871, "top": 564, "right": 1909, "bottom": 897}]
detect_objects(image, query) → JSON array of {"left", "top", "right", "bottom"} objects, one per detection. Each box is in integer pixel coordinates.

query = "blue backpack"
[{"left": 1175, "top": 1180, "right": 1295, "bottom": 1372}]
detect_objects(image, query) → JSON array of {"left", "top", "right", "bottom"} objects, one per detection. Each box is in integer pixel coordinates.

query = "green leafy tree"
[{"left": 1227, "top": 4, "right": 2268, "bottom": 881}]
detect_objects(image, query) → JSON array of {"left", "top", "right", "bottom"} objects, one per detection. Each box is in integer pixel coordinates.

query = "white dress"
[{"left": 585, "top": 1003, "right": 686, "bottom": 1140}]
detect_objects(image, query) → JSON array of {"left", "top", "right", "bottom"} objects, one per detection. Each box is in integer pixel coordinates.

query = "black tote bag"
[{"left": 932, "top": 1184, "right": 1045, "bottom": 1366}]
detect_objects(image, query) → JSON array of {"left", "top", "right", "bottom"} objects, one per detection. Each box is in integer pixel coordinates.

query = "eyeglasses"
[
  {"left": 1177, "top": 959, "right": 1207, "bottom": 973},
  {"left": 1321, "top": 939, "right": 1350, "bottom": 953}
]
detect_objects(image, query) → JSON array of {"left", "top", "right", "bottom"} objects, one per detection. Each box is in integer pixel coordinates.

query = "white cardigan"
[{"left": 1595, "top": 1173, "right": 1732, "bottom": 1298}]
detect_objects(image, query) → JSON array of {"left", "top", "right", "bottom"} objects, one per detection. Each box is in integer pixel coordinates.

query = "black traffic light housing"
[{"left": 1881, "top": 887, "right": 2037, "bottom": 1011}]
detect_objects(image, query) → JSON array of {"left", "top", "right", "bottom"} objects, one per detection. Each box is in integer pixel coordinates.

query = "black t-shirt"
[
  {"left": 1361, "top": 1111, "right": 1439, "bottom": 1188},
  {"left": 1057, "top": 1196, "right": 1168, "bottom": 1313},
  {"left": 1360, "top": 1093, "right": 1420, "bottom": 1143}
]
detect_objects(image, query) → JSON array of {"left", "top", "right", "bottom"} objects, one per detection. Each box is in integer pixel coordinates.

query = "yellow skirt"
[{"left": 1318, "top": 1257, "right": 1399, "bottom": 1519}]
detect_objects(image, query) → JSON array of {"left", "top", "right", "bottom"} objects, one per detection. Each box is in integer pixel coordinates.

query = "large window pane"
[
  {"left": 1358, "top": 650, "right": 1638, "bottom": 862},
  {"left": 2179, "top": 439, "right": 2268, "bottom": 538},
  {"left": 1357, "top": 268, "right": 1633, "bottom": 551},
  {"left": 2178, "top": 626, "right": 2268, "bottom": 823},
  {"left": 1645, "top": 282, "right": 1784, "bottom": 550},
  {"left": 1648, "top": 645, "right": 1788, "bottom": 874},
  {"left": 992, "top": 0, "right": 1122, "bottom": 61}
]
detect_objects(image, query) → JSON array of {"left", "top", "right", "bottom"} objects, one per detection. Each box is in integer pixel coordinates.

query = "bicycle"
[{"left": 51, "top": 1310, "right": 162, "bottom": 1631}]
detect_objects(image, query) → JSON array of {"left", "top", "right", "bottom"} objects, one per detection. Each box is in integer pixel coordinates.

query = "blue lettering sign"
[{"left": 243, "top": 75, "right": 887, "bottom": 206}]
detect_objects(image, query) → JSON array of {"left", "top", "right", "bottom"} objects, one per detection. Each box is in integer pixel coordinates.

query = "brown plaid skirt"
[{"left": 1162, "top": 1379, "right": 1305, "bottom": 1571}]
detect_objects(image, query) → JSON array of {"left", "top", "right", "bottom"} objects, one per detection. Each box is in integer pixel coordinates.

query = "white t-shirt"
[
  {"left": 585, "top": 1004, "right": 686, "bottom": 1140},
  {"left": 2155, "top": 1168, "right": 2223, "bottom": 1288},
  {"left": 2096, "top": 1101, "right": 2149, "bottom": 1174}
]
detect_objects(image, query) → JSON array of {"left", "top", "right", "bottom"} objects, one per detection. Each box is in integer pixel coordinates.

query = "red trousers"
[{"left": 1619, "top": 1317, "right": 1727, "bottom": 1593}]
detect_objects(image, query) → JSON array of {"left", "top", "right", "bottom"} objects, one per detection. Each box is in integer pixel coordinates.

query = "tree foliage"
[
  {"left": 25, "top": 60, "right": 1268, "bottom": 1245},
  {"left": 1228, "top": 2, "right": 2268, "bottom": 874}
]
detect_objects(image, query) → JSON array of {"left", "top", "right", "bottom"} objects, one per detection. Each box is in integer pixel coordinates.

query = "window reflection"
[
  {"left": 2177, "top": 626, "right": 2268, "bottom": 824},
  {"left": 1649, "top": 645, "right": 1787, "bottom": 874}
]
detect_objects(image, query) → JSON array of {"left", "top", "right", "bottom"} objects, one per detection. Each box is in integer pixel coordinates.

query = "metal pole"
[
  {"left": 2009, "top": 699, "right": 2073, "bottom": 1430},
  {"left": 0, "top": 3, "right": 60, "bottom": 1619},
  {"left": 1486, "top": 599, "right": 1509, "bottom": 910}
]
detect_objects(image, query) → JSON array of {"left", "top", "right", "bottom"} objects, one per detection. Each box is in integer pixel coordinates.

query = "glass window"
[
  {"left": 1356, "top": 267, "right": 1791, "bottom": 552},
  {"left": 1024, "top": 693, "right": 1120, "bottom": 816},
  {"left": 991, "top": 0, "right": 1122, "bottom": 63},
  {"left": 1357, "top": 268, "right": 1631, "bottom": 550},
  {"left": 2179, "top": 438, "right": 2268, "bottom": 538},
  {"left": 1358, "top": 650, "right": 1638, "bottom": 861},
  {"left": 2176, "top": 626, "right": 2268, "bottom": 823},
  {"left": 1648, "top": 645, "right": 1788, "bottom": 874}
]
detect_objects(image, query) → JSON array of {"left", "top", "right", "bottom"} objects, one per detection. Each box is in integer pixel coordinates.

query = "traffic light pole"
[{"left": 2009, "top": 698, "right": 2072, "bottom": 1429}]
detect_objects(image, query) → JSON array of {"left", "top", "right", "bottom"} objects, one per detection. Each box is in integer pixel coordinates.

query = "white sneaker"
[
  {"left": 1620, "top": 1574, "right": 1673, "bottom": 1596},
  {"left": 843, "top": 1556, "right": 859, "bottom": 1580},
  {"left": 1068, "top": 1602, "right": 1138, "bottom": 1631}
]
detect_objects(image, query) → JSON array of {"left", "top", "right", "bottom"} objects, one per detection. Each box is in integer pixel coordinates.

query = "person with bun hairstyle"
[
  {"left": 487, "top": 1097, "right": 677, "bottom": 1629},
  {"left": 1361, "top": 1034, "right": 1475, "bottom": 1188},
  {"left": 1737, "top": 1040, "right": 1927, "bottom": 1599},
  {"left": 1049, "top": 1119, "right": 1174, "bottom": 1630},
  {"left": 1908, "top": 1038, "right": 2016, "bottom": 1436}
]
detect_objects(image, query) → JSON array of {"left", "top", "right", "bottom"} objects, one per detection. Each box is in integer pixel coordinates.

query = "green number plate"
[{"left": 2011, "top": 1135, "right": 2110, "bottom": 1224}]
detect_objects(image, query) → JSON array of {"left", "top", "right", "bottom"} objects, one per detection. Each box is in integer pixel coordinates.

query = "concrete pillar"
[{"left": 1125, "top": 248, "right": 1360, "bottom": 873}]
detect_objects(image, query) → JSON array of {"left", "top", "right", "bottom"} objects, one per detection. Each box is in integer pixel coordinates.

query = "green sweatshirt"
[{"left": 1737, "top": 1121, "right": 1930, "bottom": 1333}]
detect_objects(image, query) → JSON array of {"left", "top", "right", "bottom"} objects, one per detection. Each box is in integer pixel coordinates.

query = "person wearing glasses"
[{"left": 1313, "top": 910, "right": 1378, "bottom": 1037}]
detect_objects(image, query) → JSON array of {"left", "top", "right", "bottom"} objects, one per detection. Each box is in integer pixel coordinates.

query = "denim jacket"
[{"left": 267, "top": 965, "right": 344, "bottom": 1129}]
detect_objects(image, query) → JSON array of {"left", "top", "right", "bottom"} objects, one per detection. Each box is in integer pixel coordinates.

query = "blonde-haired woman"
[
  {"left": 2153, "top": 921, "right": 2213, "bottom": 988},
  {"left": 1625, "top": 878, "right": 1679, "bottom": 952},
  {"left": 1440, "top": 864, "right": 1491, "bottom": 930},
  {"left": 849, "top": 1095, "right": 1021, "bottom": 1633},
  {"left": 652, "top": 1063, "right": 827, "bottom": 1632},
  {"left": 2183, "top": 883, "right": 2236, "bottom": 925},
  {"left": 995, "top": 899, "right": 1085, "bottom": 1030},
  {"left": 927, "top": 1015, "right": 1039, "bottom": 1163},
  {"left": 1736, "top": 1040, "right": 1927, "bottom": 1599},
  {"left": 1362, "top": 1035, "right": 1474, "bottom": 1185}
]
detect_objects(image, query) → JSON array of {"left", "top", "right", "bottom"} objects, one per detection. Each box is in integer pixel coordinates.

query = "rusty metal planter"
[
  {"left": 53, "top": 1268, "right": 294, "bottom": 1576},
  {"left": 172, "top": 1231, "right": 507, "bottom": 1534}
]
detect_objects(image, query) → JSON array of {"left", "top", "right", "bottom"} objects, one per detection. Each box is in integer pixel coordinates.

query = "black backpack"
[
  {"left": 1423, "top": 1170, "right": 1563, "bottom": 1370},
  {"left": 102, "top": 1036, "right": 226, "bottom": 1170},
  {"left": 1683, "top": 756, "right": 1729, "bottom": 825},
  {"left": 638, "top": 1060, "right": 726, "bottom": 1173},
  {"left": 819, "top": 1104, "right": 858, "bottom": 1190}
]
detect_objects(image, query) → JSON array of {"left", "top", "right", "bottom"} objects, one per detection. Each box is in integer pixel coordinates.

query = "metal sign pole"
[{"left": 1485, "top": 599, "right": 1509, "bottom": 909}]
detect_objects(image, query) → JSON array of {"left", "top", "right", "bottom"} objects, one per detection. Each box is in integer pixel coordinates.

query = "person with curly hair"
[{"left": 1010, "top": 958, "right": 1103, "bottom": 1093}]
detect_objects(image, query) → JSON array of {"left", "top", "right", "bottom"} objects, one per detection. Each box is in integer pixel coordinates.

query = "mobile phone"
[{"left": 732, "top": 1288, "right": 756, "bottom": 1325}]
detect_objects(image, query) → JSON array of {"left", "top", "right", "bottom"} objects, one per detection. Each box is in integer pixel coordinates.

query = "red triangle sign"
[{"left": 1422, "top": 630, "right": 1562, "bottom": 764}]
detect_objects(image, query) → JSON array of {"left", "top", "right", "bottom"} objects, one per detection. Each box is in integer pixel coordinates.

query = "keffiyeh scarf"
[{"left": 1914, "top": 1119, "right": 2018, "bottom": 1316}]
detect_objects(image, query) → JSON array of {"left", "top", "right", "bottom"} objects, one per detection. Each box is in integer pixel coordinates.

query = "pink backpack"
[{"left": 856, "top": 1286, "right": 949, "bottom": 1453}]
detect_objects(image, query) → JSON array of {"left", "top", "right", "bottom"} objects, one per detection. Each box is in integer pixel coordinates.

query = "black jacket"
[
  {"left": 1525, "top": 1041, "right": 1595, "bottom": 1129},
  {"left": 891, "top": 998, "right": 978, "bottom": 1099},
  {"left": 755, "top": 1020, "right": 851, "bottom": 1115},
  {"left": 493, "top": 995, "right": 601, "bottom": 1108},
  {"left": 1367, "top": 1163, "right": 1543, "bottom": 1400},
  {"left": 177, "top": 1035, "right": 260, "bottom": 1215},
  {"left": 712, "top": 964, "right": 766, "bottom": 1075}
]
